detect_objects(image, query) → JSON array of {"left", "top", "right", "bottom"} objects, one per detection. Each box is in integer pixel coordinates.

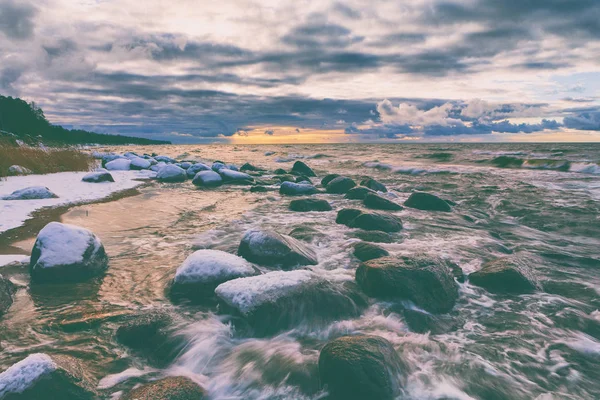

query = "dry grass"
[{"left": 0, "top": 143, "right": 95, "bottom": 178}]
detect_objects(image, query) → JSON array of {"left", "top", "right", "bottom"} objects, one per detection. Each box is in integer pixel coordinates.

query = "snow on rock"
[
  {"left": 1, "top": 186, "right": 58, "bottom": 200},
  {"left": 82, "top": 170, "right": 115, "bottom": 183},
  {"left": 7, "top": 165, "right": 32, "bottom": 176},
  {"left": 129, "top": 157, "right": 152, "bottom": 170},
  {"left": 211, "top": 161, "right": 227, "bottom": 172},
  {"left": 177, "top": 161, "right": 192, "bottom": 169},
  {"left": 186, "top": 163, "right": 211, "bottom": 177},
  {"left": 150, "top": 161, "right": 166, "bottom": 172},
  {"left": 0, "top": 170, "right": 150, "bottom": 234},
  {"left": 105, "top": 158, "right": 131, "bottom": 170},
  {"left": 238, "top": 229, "right": 318, "bottom": 268},
  {"left": 0, "top": 353, "right": 58, "bottom": 396},
  {"left": 156, "top": 164, "right": 187, "bottom": 182},
  {"left": 218, "top": 169, "right": 254, "bottom": 184},
  {"left": 30, "top": 222, "right": 109, "bottom": 283},
  {"left": 192, "top": 170, "right": 223, "bottom": 187},
  {"left": 154, "top": 155, "right": 176, "bottom": 163}
]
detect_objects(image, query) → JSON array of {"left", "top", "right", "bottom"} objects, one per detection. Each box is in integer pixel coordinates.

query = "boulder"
[
  {"left": 356, "top": 256, "right": 459, "bottom": 313},
  {"left": 351, "top": 231, "right": 394, "bottom": 243},
  {"left": 154, "top": 155, "right": 176, "bottom": 164},
  {"left": 101, "top": 154, "right": 125, "bottom": 166},
  {"left": 2, "top": 186, "right": 58, "bottom": 200},
  {"left": 122, "top": 376, "right": 207, "bottom": 400},
  {"left": 401, "top": 309, "right": 462, "bottom": 334},
  {"left": 288, "top": 226, "right": 324, "bottom": 242},
  {"left": 469, "top": 258, "right": 538, "bottom": 294},
  {"left": 238, "top": 229, "right": 318, "bottom": 268},
  {"left": 363, "top": 193, "right": 403, "bottom": 211},
  {"left": 291, "top": 161, "right": 316, "bottom": 177},
  {"left": 351, "top": 212, "right": 403, "bottom": 233},
  {"left": 0, "top": 353, "right": 97, "bottom": 399},
  {"left": 318, "top": 335, "right": 403, "bottom": 400},
  {"left": 192, "top": 170, "right": 223, "bottom": 187},
  {"left": 186, "top": 163, "right": 211, "bottom": 177},
  {"left": 335, "top": 208, "right": 363, "bottom": 225},
  {"left": 344, "top": 186, "right": 376, "bottom": 200},
  {"left": 360, "top": 178, "right": 387, "bottom": 192},
  {"left": 353, "top": 242, "right": 389, "bottom": 262},
  {"left": 105, "top": 158, "right": 131, "bottom": 171},
  {"left": 211, "top": 161, "right": 227, "bottom": 172},
  {"left": 150, "top": 162, "right": 166, "bottom": 172},
  {"left": 123, "top": 151, "right": 141, "bottom": 159},
  {"left": 0, "top": 275, "right": 15, "bottom": 316},
  {"left": 170, "top": 250, "right": 256, "bottom": 302},
  {"left": 82, "top": 170, "right": 114, "bottom": 183},
  {"left": 279, "top": 181, "right": 319, "bottom": 196},
  {"left": 295, "top": 175, "right": 312, "bottom": 184},
  {"left": 29, "top": 222, "right": 109, "bottom": 283},
  {"left": 326, "top": 176, "right": 356, "bottom": 194},
  {"left": 289, "top": 198, "right": 332, "bottom": 212},
  {"left": 321, "top": 174, "right": 340, "bottom": 186},
  {"left": 156, "top": 165, "right": 187, "bottom": 182},
  {"left": 129, "top": 157, "right": 152, "bottom": 170},
  {"left": 218, "top": 169, "right": 254, "bottom": 184},
  {"left": 276, "top": 174, "right": 296, "bottom": 183},
  {"left": 7, "top": 165, "right": 33, "bottom": 176},
  {"left": 404, "top": 192, "right": 451, "bottom": 212},
  {"left": 274, "top": 168, "right": 287, "bottom": 175},
  {"left": 215, "top": 270, "right": 366, "bottom": 335},
  {"left": 177, "top": 162, "right": 192, "bottom": 169},
  {"left": 240, "top": 163, "right": 263, "bottom": 172}
]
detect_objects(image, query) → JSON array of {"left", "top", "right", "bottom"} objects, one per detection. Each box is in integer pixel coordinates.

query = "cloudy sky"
[{"left": 1, "top": 0, "right": 599, "bottom": 143}]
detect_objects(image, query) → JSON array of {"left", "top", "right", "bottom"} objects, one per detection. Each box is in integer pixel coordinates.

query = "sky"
[{"left": 0, "top": 0, "right": 599, "bottom": 143}]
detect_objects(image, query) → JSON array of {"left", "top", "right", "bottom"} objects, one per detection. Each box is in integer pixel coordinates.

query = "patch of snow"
[
  {"left": 174, "top": 250, "right": 254, "bottom": 284},
  {"left": 2, "top": 186, "right": 57, "bottom": 200},
  {"left": 0, "top": 353, "right": 57, "bottom": 397},
  {"left": 105, "top": 158, "right": 131, "bottom": 170},
  {"left": 0, "top": 254, "right": 30, "bottom": 267},
  {"left": 33, "top": 222, "right": 103, "bottom": 268},
  {"left": 8, "top": 165, "right": 32, "bottom": 176},
  {"left": 0, "top": 170, "right": 150, "bottom": 234}
]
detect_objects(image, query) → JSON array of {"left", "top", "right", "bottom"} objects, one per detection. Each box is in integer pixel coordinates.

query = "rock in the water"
[
  {"left": 469, "top": 258, "right": 538, "bottom": 294},
  {"left": 238, "top": 229, "right": 318, "bottom": 268},
  {"left": 344, "top": 186, "right": 376, "bottom": 200},
  {"left": 321, "top": 174, "right": 340, "bottom": 186},
  {"left": 291, "top": 161, "right": 316, "bottom": 177},
  {"left": 288, "top": 226, "right": 324, "bottom": 242},
  {"left": 82, "top": 170, "right": 114, "bottom": 183},
  {"left": 2, "top": 186, "right": 58, "bottom": 200},
  {"left": 122, "top": 376, "right": 207, "bottom": 400},
  {"left": 404, "top": 192, "right": 451, "bottom": 212},
  {"left": 215, "top": 270, "right": 366, "bottom": 335},
  {"left": 353, "top": 242, "right": 389, "bottom": 262},
  {"left": 156, "top": 165, "right": 187, "bottom": 182},
  {"left": 219, "top": 169, "right": 254, "bottom": 184},
  {"left": 29, "top": 222, "right": 109, "bottom": 283},
  {"left": 356, "top": 256, "right": 459, "bottom": 313},
  {"left": 363, "top": 193, "right": 403, "bottom": 211},
  {"left": 402, "top": 309, "right": 461, "bottom": 334},
  {"left": 274, "top": 168, "right": 287, "bottom": 175},
  {"left": 326, "top": 176, "right": 356, "bottom": 194},
  {"left": 250, "top": 185, "right": 268, "bottom": 193},
  {"left": 336, "top": 208, "right": 363, "bottom": 225},
  {"left": 351, "top": 212, "right": 403, "bottom": 233},
  {"left": 276, "top": 174, "right": 296, "bottom": 183},
  {"left": 240, "top": 163, "right": 263, "bottom": 172},
  {"left": 170, "top": 250, "right": 256, "bottom": 302},
  {"left": 105, "top": 158, "right": 131, "bottom": 170},
  {"left": 186, "top": 163, "right": 211, "bottom": 177},
  {"left": 0, "top": 275, "right": 15, "bottom": 316},
  {"left": 360, "top": 178, "right": 387, "bottom": 192},
  {"left": 0, "top": 353, "right": 97, "bottom": 399},
  {"left": 318, "top": 335, "right": 403, "bottom": 400},
  {"left": 279, "top": 181, "right": 319, "bottom": 196},
  {"left": 192, "top": 170, "right": 223, "bottom": 187},
  {"left": 289, "top": 198, "right": 332, "bottom": 212},
  {"left": 295, "top": 175, "right": 312, "bottom": 184},
  {"left": 351, "top": 231, "right": 394, "bottom": 243},
  {"left": 7, "top": 165, "right": 33, "bottom": 176},
  {"left": 130, "top": 157, "right": 152, "bottom": 170}
]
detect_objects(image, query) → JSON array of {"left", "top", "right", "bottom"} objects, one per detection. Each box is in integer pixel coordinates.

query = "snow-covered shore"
[{"left": 0, "top": 170, "right": 154, "bottom": 234}]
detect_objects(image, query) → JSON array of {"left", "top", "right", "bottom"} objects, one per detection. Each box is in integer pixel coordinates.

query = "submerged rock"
[
  {"left": 360, "top": 178, "right": 388, "bottom": 192},
  {"left": 289, "top": 198, "right": 332, "bottom": 212},
  {"left": 336, "top": 208, "right": 363, "bottom": 225},
  {"left": 318, "top": 335, "right": 403, "bottom": 400},
  {"left": 122, "top": 376, "right": 207, "bottom": 400},
  {"left": 7, "top": 165, "right": 33, "bottom": 176},
  {"left": 192, "top": 170, "right": 223, "bottom": 187},
  {"left": 469, "top": 258, "right": 538, "bottom": 294},
  {"left": 326, "top": 176, "right": 356, "bottom": 194},
  {"left": 402, "top": 309, "right": 462, "bottom": 334},
  {"left": 238, "top": 229, "right": 318, "bottom": 268},
  {"left": 279, "top": 181, "right": 319, "bottom": 196},
  {"left": 0, "top": 353, "right": 97, "bottom": 399},
  {"left": 186, "top": 163, "right": 211, "bottom": 177},
  {"left": 156, "top": 165, "right": 187, "bottom": 182},
  {"left": 353, "top": 242, "right": 389, "bottom": 262},
  {"left": 82, "top": 170, "right": 114, "bottom": 183},
  {"left": 30, "top": 222, "right": 109, "bottom": 284},
  {"left": 321, "top": 174, "right": 340, "bottom": 186},
  {"left": 291, "top": 161, "right": 316, "bottom": 177},
  {"left": 2, "top": 186, "right": 58, "bottom": 200},
  {"left": 105, "top": 158, "right": 131, "bottom": 171},
  {"left": 0, "top": 275, "right": 15, "bottom": 316},
  {"left": 344, "top": 186, "right": 376, "bottom": 200},
  {"left": 363, "top": 193, "right": 403, "bottom": 211},
  {"left": 170, "top": 249, "right": 256, "bottom": 302},
  {"left": 215, "top": 270, "right": 366, "bottom": 335},
  {"left": 288, "top": 226, "right": 324, "bottom": 242},
  {"left": 218, "top": 169, "right": 254, "bottom": 184},
  {"left": 356, "top": 256, "right": 459, "bottom": 313},
  {"left": 404, "top": 192, "right": 451, "bottom": 212},
  {"left": 351, "top": 212, "right": 403, "bottom": 233},
  {"left": 129, "top": 157, "right": 152, "bottom": 170}
]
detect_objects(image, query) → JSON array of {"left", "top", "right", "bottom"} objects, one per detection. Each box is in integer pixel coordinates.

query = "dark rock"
[
  {"left": 219, "top": 169, "right": 254, "bottom": 184},
  {"left": 318, "top": 335, "right": 403, "bottom": 400},
  {"left": 335, "top": 208, "right": 363, "bottom": 225},
  {"left": 122, "top": 376, "right": 207, "bottom": 400},
  {"left": 279, "top": 181, "right": 319, "bottom": 196},
  {"left": 469, "top": 258, "right": 538, "bottom": 294},
  {"left": 192, "top": 170, "right": 223, "bottom": 187},
  {"left": 0, "top": 275, "right": 15, "bottom": 316},
  {"left": 238, "top": 229, "right": 318, "bottom": 268},
  {"left": 360, "top": 178, "right": 387, "bottom": 192},
  {"left": 351, "top": 213, "right": 403, "bottom": 233},
  {"left": 321, "top": 174, "right": 340, "bottom": 186},
  {"left": 276, "top": 174, "right": 296, "bottom": 183},
  {"left": 82, "top": 170, "right": 114, "bottom": 183},
  {"left": 402, "top": 309, "right": 462, "bottom": 334},
  {"left": 240, "top": 162, "right": 263, "bottom": 172},
  {"left": 291, "top": 161, "right": 316, "bottom": 177},
  {"left": 351, "top": 231, "right": 394, "bottom": 243},
  {"left": 289, "top": 198, "right": 332, "bottom": 212},
  {"left": 356, "top": 256, "right": 459, "bottom": 313},
  {"left": 2, "top": 186, "right": 58, "bottom": 200},
  {"left": 363, "top": 193, "right": 403, "bottom": 211},
  {"left": 344, "top": 186, "right": 376, "bottom": 200},
  {"left": 404, "top": 192, "right": 451, "bottom": 212},
  {"left": 250, "top": 185, "right": 268, "bottom": 193},
  {"left": 326, "top": 176, "right": 356, "bottom": 194},
  {"left": 353, "top": 242, "right": 389, "bottom": 262},
  {"left": 295, "top": 175, "right": 312, "bottom": 184},
  {"left": 274, "top": 168, "right": 287, "bottom": 175},
  {"left": 288, "top": 226, "right": 324, "bottom": 242}
]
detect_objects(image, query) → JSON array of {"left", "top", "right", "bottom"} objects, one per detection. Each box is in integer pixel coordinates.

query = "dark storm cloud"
[
  {"left": 563, "top": 112, "right": 600, "bottom": 131},
  {"left": 0, "top": 0, "right": 37, "bottom": 40},
  {"left": 332, "top": 3, "right": 362, "bottom": 20}
]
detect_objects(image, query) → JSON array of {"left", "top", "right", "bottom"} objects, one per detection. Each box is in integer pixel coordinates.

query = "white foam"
[
  {"left": 33, "top": 222, "right": 103, "bottom": 268},
  {"left": 569, "top": 162, "right": 600, "bottom": 175},
  {"left": 0, "top": 353, "right": 57, "bottom": 396},
  {"left": 174, "top": 250, "right": 254, "bottom": 284},
  {"left": 97, "top": 367, "right": 156, "bottom": 389}
]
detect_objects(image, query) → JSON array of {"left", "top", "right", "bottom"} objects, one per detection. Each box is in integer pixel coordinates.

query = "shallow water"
[{"left": 2, "top": 143, "right": 600, "bottom": 399}]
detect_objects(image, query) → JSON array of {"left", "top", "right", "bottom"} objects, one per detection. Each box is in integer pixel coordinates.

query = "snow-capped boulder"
[
  {"left": 192, "top": 170, "right": 223, "bottom": 187},
  {"left": 82, "top": 170, "right": 114, "bottom": 183},
  {"left": 150, "top": 162, "right": 166, "bottom": 172},
  {"left": 101, "top": 154, "right": 126, "bottom": 166},
  {"left": 212, "top": 161, "right": 227, "bottom": 172},
  {"left": 156, "top": 165, "right": 187, "bottom": 182},
  {"left": 7, "top": 165, "right": 32, "bottom": 176},
  {"left": 123, "top": 151, "right": 141, "bottom": 159},
  {"left": 129, "top": 157, "right": 152, "bottom": 170},
  {"left": 219, "top": 169, "right": 254, "bottom": 184},
  {"left": 215, "top": 270, "right": 366, "bottom": 335},
  {"left": 291, "top": 161, "right": 316, "bottom": 177},
  {"left": 122, "top": 377, "right": 207, "bottom": 400},
  {"left": 279, "top": 181, "right": 319, "bottom": 196},
  {"left": 238, "top": 229, "right": 318, "bottom": 268},
  {"left": 170, "top": 250, "right": 256, "bottom": 302},
  {"left": 154, "top": 155, "right": 176, "bottom": 163},
  {"left": 29, "top": 222, "right": 109, "bottom": 283},
  {"left": 0, "top": 353, "right": 97, "bottom": 399},
  {"left": 186, "top": 163, "right": 211, "bottom": 177},
  {"left": 0, "top": 275, "right": 15, "bottom": 316},
  {"left": 105, "top": 158, "right": 131, "bottom": 171},
  {"left": 177, "top": 161, "right": 192, "bottom": 169},
  {"left": 2, "top": 186, "right": 58, "bottom": 200}
]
